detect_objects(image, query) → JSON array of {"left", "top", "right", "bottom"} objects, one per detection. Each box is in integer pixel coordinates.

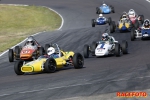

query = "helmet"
[
  {"left": 26, "top": 37, "right": 34, "bottom": 46},
  {"left": 99, "top": 14, "right": 103, "bottom": 17},
  {"left": 102, "top": 33, "right": 109, "bottom": 41},
  {"left": 47, "top": 47, "right": 55, "bottom": 55},
  {"left": 144, "top": 19, "right": 150, "bottom": 27},
  {"left": 103, "top": 3, "right": 106, "bottom": 6},
  {"left": 122, "top": 15, "right": 127, "bottom": 19},
  {"left": 128, "top": 9, "right": 135, "bottom": 15}
]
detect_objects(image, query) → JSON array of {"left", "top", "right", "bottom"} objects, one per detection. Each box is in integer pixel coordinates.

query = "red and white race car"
[
  {"left": 128, "top": 9, "right": 144, "bottom": 28},
  {"left": 8, "top": 36, "right": 44, "bottom": 62}
]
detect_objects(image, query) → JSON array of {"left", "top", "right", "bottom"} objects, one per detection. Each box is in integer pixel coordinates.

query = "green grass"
[{"left": 0, "top": 5, "right": 61, "bottom": 52}]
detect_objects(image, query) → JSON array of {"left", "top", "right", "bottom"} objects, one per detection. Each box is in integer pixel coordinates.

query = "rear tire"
[
  {"left": 14, "top": 60, "right": 24, "bottom": 75},
  {"left": 83, "top": 45, "right": 89, "bottom": 58},
  {"left": 91, "top": 41, "right": 97, "bottom": 56},
  {"left": 121, "top": 40, "right": 128, "bottom": 54},
  {"left": 44, "top": 58, "right": 56, "bottom": 73},
  {"left": 115, "top": 43, "right": 121, "bottom": 57},
  {"left": 92, "top": 19, "right": 95, "bottom": 27},
  {"left": 39, "top": 46, "right": 44, "bottom": 56},
  {"left": 134, "top": 20, "right": 139, "bottom": 29},
  {"left": 73, "top": 53, "right": 84, "bottom": 69},
  {"left": 15, "top": 46, "right": 21, "bottom": 59},
  {"left": 131, "top": 28, "right": 135, "bottom": 41},
  {"left": 110, "top": 23, "right": 114, "bottom": 33},
  {"left": 108, "top": 17, "right": 112, "bottom": 25},
  {"left": 9, "top": 49, "right": 14, "bottom": 62},
  {"left": 96, "top": 7, "right": 99, "bottom": 14}
]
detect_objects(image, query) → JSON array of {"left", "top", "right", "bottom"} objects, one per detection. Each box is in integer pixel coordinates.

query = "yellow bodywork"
[
  {"left": 21, "top": 50, "right": 74, "bottom": 72},
  {"left": 118, "top": 19, "right": 130, "bottom": 29}
]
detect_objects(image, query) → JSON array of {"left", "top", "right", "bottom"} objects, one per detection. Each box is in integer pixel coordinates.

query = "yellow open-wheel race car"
[{"left": 14, "top": 43, "right": 84, "bottom": 75}]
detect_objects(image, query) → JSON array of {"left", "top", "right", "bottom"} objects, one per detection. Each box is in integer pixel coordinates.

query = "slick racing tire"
[
  {"left": 15, "top": 46, "right": 21, "bottom": 60},
  {"left": 110, "top": 23, "right": 114, "bottom": 33},
  {"left": 115, "top": 43, "right": 121, "bottom": 57},
  {"left": 96, "top": 7, "right": 100, "bottom": 14},
  {"left": 108, "top": 17, "right": 112, "bottom": 25},
  {"left": 14, "top": 60, "right": 24, "bottom": 75},
  {"left": 121, "top": 40, "right": 128, "bottom": 54},
  {"left": 39, "top": 46, "right": 44, "bottom": 56},
  {"left": 73, "top": 53, "right": 84, "bottom": 69},
  {"left": 92, "top": 19, "right": 96, "bottom": 27},
  {"left": 91, "top": 41, "right": 97, "bottom": 56},
  {"left": 45, "top": 44, "right": 50, "bottom": 54},
  {"left": 138, "top": 15, "right": 144, "bottom": 24},
  {"left": 131, "top": 28, "right": 135, "bottom": 41},
  {"left": 83, "top": 44, "right": 90, "bottom": 58},
  {"left": 44, "top": 58, "right": 56, "bottom": 73},
  {"left": 110, "top": 5, "right": 115, "bottom": 13},
  {"left": 9, "top": 49, "right": 14, "bottom": 62},
  {"left": 134, "top": 20, "right": 139, "bottom": 29}
]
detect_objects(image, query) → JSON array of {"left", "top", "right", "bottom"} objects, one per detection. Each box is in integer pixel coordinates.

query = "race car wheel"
[
  {"left": 91, "top": 41, "right": 97, "bottom": 56},
  {"left": 115, "top": 43, "right": 121, "bottom": 57},
  {"left": 39, "top": 46, "right": 44, "bottom": 56},
  {"left": 45, "top": 58, "right": 56, "bottom": 73},
  {"left": 14, "top": 60, "right": 24, "bottom": 75},
  {"left": 110, "top": 5, "right": 115, "bottom": 13},
  {"left": 108, "top": 17, "right": 112, "bottom": 25},
  {"left": 15, "top": 46, "right": 21, "bottom": 60},
  {"left": 9, "top": 49, "right": 14, "bottom": 62},
  {"left": 96, "top": 7, "right": 99, "bottom": 14},
  {"left": 45, "top": 44, "right": 50, "bottom": 54},
  {"left": 110, "top": 23, "right": 114, "bottom": 33},
  {"left": 73, "top": 53, "right": 84, "bottom": 69},
  {"left": 131, "top": 28, "right": 135, "bottom": 41},
  {"left": 139, "top": 15, "right": 144, "bottom": 24},
  {"left": 121, "top": 40, "right": 128, "bottom": 54},
  {"left": 134, "top": 20, "right": 139, "bottom": 29},
  {"left": 83, "top": 44, "right": 90, "bottom": 58},
  {"left": 112, "top": 21, "right": 116, "bottom": 29},
  {"left": 92, "top": 19, "right": 95, "bottom": 27}
]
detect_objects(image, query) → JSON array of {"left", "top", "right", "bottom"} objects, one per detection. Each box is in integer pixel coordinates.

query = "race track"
[{"left": 0, "top": 0, "right": 150, "bottom": 100}]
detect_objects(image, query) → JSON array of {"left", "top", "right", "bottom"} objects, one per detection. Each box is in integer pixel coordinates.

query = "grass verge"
[{"left": 0, "top": 5, "right": 61, "bottom": 52}]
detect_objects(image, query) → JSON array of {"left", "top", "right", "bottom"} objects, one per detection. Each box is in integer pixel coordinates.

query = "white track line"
[{"left": 0, "top": 4, "right": 64, "bottom": 57}]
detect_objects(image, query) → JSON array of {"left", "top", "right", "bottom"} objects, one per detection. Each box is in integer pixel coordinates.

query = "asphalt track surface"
[{"left": 0, "top": 0, "right": 150, "bottom": 100}]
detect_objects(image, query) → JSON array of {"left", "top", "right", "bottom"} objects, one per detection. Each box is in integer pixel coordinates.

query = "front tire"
[
  {"left": 121, "top": 40, "right": 128, "bottom": 54},
  {"left": 44, "top": 58, "right": 56, "bottom": 73},
  {"left": 73, "top": 53, "right": 84, "bottom": 69},
  {"left": 14, "top": 60, "right": 24, "bottom": 75},
  {"left": 83, "top": 45, "right": 90, "bottom": 58},
  {"left": 9, "top": 49, "right": 14, "bottom": 62},
  {"left": 15, "top": 46, "right": 21, "bottom": 60},
  {"left": 131, "top": 28, "right": 135, "bottom": 41}
]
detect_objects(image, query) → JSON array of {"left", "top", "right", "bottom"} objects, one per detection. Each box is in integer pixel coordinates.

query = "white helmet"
[
  {"left": 26, "top": 37, "right": 34, "bottom": 45},
  {"left": 103, "top": 3, "right": 106, "bottom": 6},
  {"left": 128, "top": 9, "right": 135, "bottom": 15},
  {"left": 47, "top": 47, "right": 55, "bottom": 55},
  {"left": 99, "top": 14, "right": 103, "bottom": 17}
]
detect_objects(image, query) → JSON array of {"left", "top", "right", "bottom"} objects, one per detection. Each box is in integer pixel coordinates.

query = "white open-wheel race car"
[{"left": 83, "top": 40, "right": 128, "bottom": 58}]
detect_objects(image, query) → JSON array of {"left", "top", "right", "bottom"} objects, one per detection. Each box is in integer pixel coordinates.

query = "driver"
[
  {"left": 142, "top": 19, "right": 150, "bottom": 29},
  {"left": 103, "top": 3, "right": 107, "bottom": 7},
  {"left": 47, "top": 47, "right": 60, "bottom": 58},
  {"left": 101, "top": 33, "right": 115, "bottom": 44},
  {"left": 98, "top": 14, "right": 105, "bottom": 19},
  {"left": 25, "top": 37, "right": 36, "bottom": 47}
]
